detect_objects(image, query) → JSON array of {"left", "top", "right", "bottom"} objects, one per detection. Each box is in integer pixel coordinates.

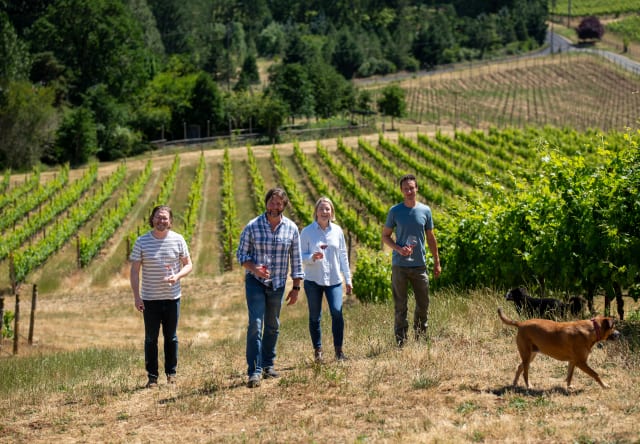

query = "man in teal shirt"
[{"left": 382, "top": 174, "right": 441, "bottom": 346}]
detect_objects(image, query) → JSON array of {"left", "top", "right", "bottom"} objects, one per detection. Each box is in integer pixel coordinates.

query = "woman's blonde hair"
[{"left": 313, "top": 196, "right": 336, "bottom": 222}]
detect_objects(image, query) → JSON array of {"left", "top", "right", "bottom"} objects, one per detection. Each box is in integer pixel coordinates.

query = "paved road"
[
  {"left": 354, "top": 30, "right": 640, "bottom": 86},
  {"left": 542, "top": 30, "right": 640, "bottom": 76}
]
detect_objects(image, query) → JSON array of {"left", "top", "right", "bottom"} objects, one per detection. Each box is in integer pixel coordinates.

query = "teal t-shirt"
[{"left": 384, "top": 202, "right": 434, "bottom": 267}]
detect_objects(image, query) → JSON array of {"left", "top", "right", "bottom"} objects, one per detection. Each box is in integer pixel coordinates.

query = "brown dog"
[{"left": 498, "top": 308, "right": 620, "bottom": 389}]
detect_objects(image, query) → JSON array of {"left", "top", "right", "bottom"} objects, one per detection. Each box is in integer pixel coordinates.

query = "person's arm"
[
  {"left": 426, "top": 229, "right": 441, "bottom": 278},
  {"left": 338, "top": 231, "right": 352, "bottom": 294},
  {"left": 171, "top": 255, "right": 192, "bottom": 284},
  {"left": 130, "top": 260, "right": 144, "bottom": 312},
  {"left": 286, "top": 228, "right": 304, "bottom": 305},
  {"left": 299, "top": 227, "right": 318, "bottom": 264},
  {"left": 382, "top": 226, "right": 411, "bottom": 256}
]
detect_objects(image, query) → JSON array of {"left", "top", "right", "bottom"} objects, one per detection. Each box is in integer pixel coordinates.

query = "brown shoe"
[
  {"left": 335, "top": 348, "right": 348, "bottom": 361},
  {"left": 314, "top": 348, "right": 324, "bottom": 363},
  {"left": 167, "top": 374, "right": 176, "bottom": 385}
]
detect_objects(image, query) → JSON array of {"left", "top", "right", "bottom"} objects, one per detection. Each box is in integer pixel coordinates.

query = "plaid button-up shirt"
[{"left": 236, "top": 213, "right": 304, "bottom": 289}]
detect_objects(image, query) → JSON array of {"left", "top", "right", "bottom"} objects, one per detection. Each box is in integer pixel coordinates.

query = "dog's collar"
[{"left": 591, "top": 318, "right": 601, "bottom": 341}]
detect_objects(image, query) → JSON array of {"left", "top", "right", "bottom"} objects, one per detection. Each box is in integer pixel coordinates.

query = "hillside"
[
  {"left": 2, "top": 122, "right": 640, "bottom": 441},
  {"left": 2, "top": 271, "right": 639, "bottom": 442}
]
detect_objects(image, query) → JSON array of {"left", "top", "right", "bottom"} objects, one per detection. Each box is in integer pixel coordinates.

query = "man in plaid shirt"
[{"left": 236, "top": 188, "right": 304, "bottom": 388}]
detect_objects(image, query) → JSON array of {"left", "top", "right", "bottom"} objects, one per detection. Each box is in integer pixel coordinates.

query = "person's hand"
[
  {"left": 346, "top": 284, "right": 353, "bottom": 295},
  {"left": 285, "top": 289, "right": 299, "bottom": 305},
  {"left": 134, "top": 296, "right": 144, "bottom": 312},
  {"left": 312, "top": 252, "right": 323, "bottom": 261},
  {"left": 433, "top": 263, "right": 442, "bottom": 279}
]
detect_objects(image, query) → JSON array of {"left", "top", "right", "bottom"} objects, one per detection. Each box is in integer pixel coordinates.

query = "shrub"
[
  {"left": 2, "top": 310, "right": 14, "bottom": 339},
  {"left": 576, "top": 16, "right": 605, "bottom": 41},
  {"left": 353, "top": 248, "right": 392, "bottom": 303}
]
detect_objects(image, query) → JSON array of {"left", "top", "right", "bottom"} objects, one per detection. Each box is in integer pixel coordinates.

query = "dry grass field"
[{"left": 1, "top": 266, "right": 639, "bottom": 443}]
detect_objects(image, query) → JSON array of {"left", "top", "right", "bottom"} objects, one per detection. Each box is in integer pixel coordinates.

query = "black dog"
[{"left": 505, "top": 287, "right": 585, "bottom": 319}]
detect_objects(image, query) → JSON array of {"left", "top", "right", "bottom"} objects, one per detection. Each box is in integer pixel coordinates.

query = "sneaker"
[
  {"left": 314, "top": 348, "right": 324, "bottom": 364},
  {"left": 167, "top": 374, "right": 176, "bottom": 385},
  {"left": 247, "top": 374, "right": 261, "bottom": 388},
  {"left": 262, "top": 367, "right": 279, "bottom": 379},
  {"left": 335, "top": 348, "right": 348, "bottom": 361},
  {"left": 146, "top": 377, "right": 158, "bottom": 388}
]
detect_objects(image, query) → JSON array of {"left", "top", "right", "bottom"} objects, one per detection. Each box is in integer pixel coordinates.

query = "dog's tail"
[{"left": 497, "top": 307, "right": 519, "bottom": 327}]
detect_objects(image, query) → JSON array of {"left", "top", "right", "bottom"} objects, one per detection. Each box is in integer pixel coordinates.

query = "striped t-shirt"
[{"left": 130, "top": 230, "right": 190, "bottom": 301}]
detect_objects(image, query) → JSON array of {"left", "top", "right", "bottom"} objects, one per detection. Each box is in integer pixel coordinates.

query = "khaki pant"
[{"left": 391, "top": 265, "right": 429, "bottom": 344}]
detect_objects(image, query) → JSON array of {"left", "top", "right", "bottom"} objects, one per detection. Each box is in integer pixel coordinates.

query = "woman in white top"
[{"left": 300, "top": 197, "right": 352, "bottom": 362}]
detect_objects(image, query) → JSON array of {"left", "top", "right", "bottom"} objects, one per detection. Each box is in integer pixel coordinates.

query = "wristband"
[{"left": 292, "top": 286, "right": 301, "bottom": 291}]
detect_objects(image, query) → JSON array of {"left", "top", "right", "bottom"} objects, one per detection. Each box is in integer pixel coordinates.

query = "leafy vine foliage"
[{"left": 436, "top": 129, "right": 640, "bottom": 304}]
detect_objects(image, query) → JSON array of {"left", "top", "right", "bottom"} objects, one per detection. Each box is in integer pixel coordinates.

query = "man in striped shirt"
[
  {"left": 236, "top": 188, "right": 304, "bottom": 388},
  {"left": 130, "top": 205, "right": 193, "bottom": 388}
]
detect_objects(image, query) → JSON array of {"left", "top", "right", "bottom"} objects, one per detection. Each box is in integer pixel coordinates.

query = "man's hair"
[
  {"left": 148, "top": 205, "right": 173, "bottom": 227},
  {"left": 399, "top": 174, "right": 417, "bottom": 188},
  {"left": 265, "top": 187, "right": 289, "bottom": 208}
]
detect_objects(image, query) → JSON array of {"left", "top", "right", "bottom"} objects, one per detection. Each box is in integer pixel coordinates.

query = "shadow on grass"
[{"left": 489, "top": 385, "right": 578, "bottom": 397}]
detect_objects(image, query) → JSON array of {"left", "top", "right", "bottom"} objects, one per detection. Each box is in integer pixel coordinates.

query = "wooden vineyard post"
[
  {"left": 228, "top": 232, "right": 233, "bottom": 271},
  {"left": 13, "top": 286, "right": 20, "bottom": 355},
  {"left": 77, "top": 235, "right": 81, "bottom": 268},
  {"left": 0, "top": 295, "right": 4, "bottom": 350},
  {"left": 28, "top": 284, "right": 37, "bottom": 345}
]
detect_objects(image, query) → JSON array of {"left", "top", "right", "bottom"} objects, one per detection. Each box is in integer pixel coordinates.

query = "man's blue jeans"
[
  {"left": 245, "top": 275, "right": 284, "bottom": 377},
  {"left": 143, "top": 298, "right": 180, "bottom": 378},
  {"left": 304, "top": 281, "right": 344, "bottom": 350}
]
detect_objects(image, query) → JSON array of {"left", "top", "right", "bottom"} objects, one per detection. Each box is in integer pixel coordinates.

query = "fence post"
[
  {"left": 28, "top": 284, "right": 37, "bottom": 345},
  {"left": 0, "top": 296, "right": 4, "bottom": 350},
  {"left": 77, "top": 235, "right": 81, "bottom": 268},
  {"left": 13, "top": 287, "right": 20, "bottom": 355},
  {"left": 228, "top": 233, "right": 233, "bottom": 271}
]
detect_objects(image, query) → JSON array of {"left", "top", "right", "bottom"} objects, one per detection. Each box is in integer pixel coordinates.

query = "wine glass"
[
  {"left": 317, "top": 241, "right": 328, "bottom": 260},
  {"left": 405, "top": 235, "right": 418, "bottom": 262},
  {"left": 260, "top": 254, "right": 272, "bottom": 284},
  {"left": 162, "top": 255, "right": 175, "bottom": 286}
]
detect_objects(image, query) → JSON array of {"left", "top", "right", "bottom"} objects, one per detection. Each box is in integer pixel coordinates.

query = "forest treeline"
[{"left": 1, "top": 0, "right": 547, "bottom": 170}]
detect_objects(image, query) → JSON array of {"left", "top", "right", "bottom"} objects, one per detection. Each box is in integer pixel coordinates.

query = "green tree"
[
  {"left": 234, "top": 53, "right": 260, "bottom": 91},
  {"left": 53, "top": 106, "right": 98, "bottom": 167},
  {"left": 377, "top": 83, "right": 405, "bottom": 131},
  {"left": 307, "top": 61, "right": 352, "bottom": 119},
  {"left": 226, "top": 90, "right": 260, "bottom": 133},
  {"left": 126, "top": 0, "right": 165, "bottom": 64},
  {"left": 0, "top": 80, "right": 58, "bottom": 170},
  {"left": 257, "top": 93, "right": 288, "bottom": 143},
  {"left": 268, "top": 62, "right": 314, "bottom": 123},
  {"left": 189, "top": 72, "right": 225, "bottom": 134},
  {"left": 0, "top": 12, "right": 31, "bottom": 81},
  {"left": 28, "top": 0, "right": 151, "bottom": 104},
  {"left": 137, "top": 56, "right": 197, "bottom": 140},
  {"left": 412, "top": 12, "right": 457, "bottom": 68},
  {"left": 257, "top": 21, "right": 287, "bottom": 57},
  {"left": 332, "top": 28, "right": 363, "bottom": 79},
  {"left": 83, "top": 84, "right": 133, "bottom": 161}
]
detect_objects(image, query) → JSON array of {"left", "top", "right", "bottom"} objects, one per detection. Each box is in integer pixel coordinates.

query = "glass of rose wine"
[
  {"left": 405, "top": 235, "right": 417, "bottom": 262},
  {"left": 163, "top": 256, "right": 175, "bottom": 286},
  {"left": 260, "top": 254, "right": 272, "bottom": 284},
  {"left": 317, "top": 241, "right": 328, "bottom": 260}
]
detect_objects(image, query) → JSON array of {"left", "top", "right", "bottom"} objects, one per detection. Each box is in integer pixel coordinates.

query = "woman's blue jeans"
[
  {"left": 245, "top": 275, "right": 284, "bottom": 377},
  {"left": 143, "top": 298, "right": 180, "bottom": 378},
  {"left": 304, "top": 281, "right": 344, "bottom": 350}
]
